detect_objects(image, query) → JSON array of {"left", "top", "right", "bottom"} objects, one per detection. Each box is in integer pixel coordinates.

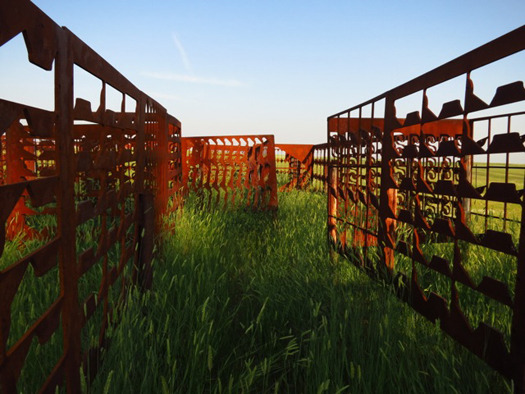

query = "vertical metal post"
[
  {"left": 307, "top": 149, "right": 314, "bottom": 188},
  {"left": 56, "top": 27, "right": 81, "bottom": 393},
  {"left": 136, "top": 193, "right": 154, "bottom": 291},
  {"left": 266, "top": 136, "right": 279, "bottom": 209},
  {"left": 462, "top": 75, "right": 474, "bottom": 224},
  {"left": 133, "top": 99, "right": 146, "bottom": 287},
  {"left": 155, "top": 110, "right": 169, "bottom": 228},
  {"left": 379, "top": 97, "right": 397, "bottom": 271},
  {"left": 181, "top": 138, "right": 189, "bottom": 195},
  {"left": 294, "top": 157, "right": 300, "bottom": 188},
  {"left": 328, "top": 165, "right": 337, "bottom": 246},
  {"left": 324, "top": 152, "right": 328, "bottom": 193},
  {"left": 511, "top": 201, "right": 525, "bottom": 393}
]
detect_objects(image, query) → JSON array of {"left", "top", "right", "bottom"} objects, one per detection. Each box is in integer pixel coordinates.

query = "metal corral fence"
[
  {"left": 327, "top": 26, "right": 525, "bottom": 390},
  {"left": 182, "top": 135, "right": 278, "bottom": 210},
  {"left": 276, "top": 144, "right": 314, "bottom": 190},
  {"left": 0, "top": 0, "right": 182, "bottom": 392},
  {"left": 275, "top": 143, "right": 330, "bottom": 192}
]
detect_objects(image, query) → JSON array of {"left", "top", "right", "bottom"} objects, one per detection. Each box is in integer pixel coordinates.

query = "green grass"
[
  {"left": 471, "top": 162, "right": 524, "bottom": 188},
  {"left": 469, "top": 162, "right": 524, "bottom": 222},
  {"left": 3, "top": 160, "right": 521, "bottom": 392},
  {"left": 86, "top": 190, "right": 509, "bottom": 393}
]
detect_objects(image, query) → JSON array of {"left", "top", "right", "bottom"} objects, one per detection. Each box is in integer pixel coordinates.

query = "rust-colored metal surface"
[
  {"left": 310, "top": 142, "right": 331, "bottom": 192},
  {"left": 166, "top": 115, "right": 183, "bottom": 216},
  {"left": 182, "top": 135, "right": 278, "bottom": 210},
  {"left": 0, "top": 1, "right": 181, "bottom": 392},
  {"left": 275, "top": 144, "right": 314, "bottom": 190},
  {"left": 328, "top": 116, "right": 464, "bottom": 248},
  {"left": 275, "top": 143, "right": 331, "bottom": 192},
  {"left": 328, "top": 26, "right": 525, "bottom": 390}
]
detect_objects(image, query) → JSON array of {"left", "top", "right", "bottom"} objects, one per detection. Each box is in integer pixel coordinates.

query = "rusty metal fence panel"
[
  {"left": 328, "top": 26, "right": 525, "bottom": 389},
  {"left": 310, "top": 142, "right": 330, "bottom": 192},
  {"left": 0, "top": 1, "right": 181, "bottom": 392},
  {"left": 182, "top": 135, "right": 278, "bottom": 210},
  {"left": 275, "top": 144, "right": 314, "bottom": 190},
  {"left": 275, "top": 143, "right": 330, "bottom": 192}
]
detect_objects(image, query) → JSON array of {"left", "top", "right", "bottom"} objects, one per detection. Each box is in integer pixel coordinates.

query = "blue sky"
[{"left": 1, "top": 0, "right": 524, "bottom": 144}]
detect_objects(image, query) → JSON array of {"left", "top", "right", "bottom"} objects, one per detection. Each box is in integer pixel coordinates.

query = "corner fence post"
[{"left": 56, "top": 27, "right": 82, "bottom": 392}]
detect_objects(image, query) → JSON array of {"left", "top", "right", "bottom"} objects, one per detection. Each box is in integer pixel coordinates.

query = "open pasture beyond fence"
[{"left": 0, "top": 0, "right": 524, "bottom": 392}]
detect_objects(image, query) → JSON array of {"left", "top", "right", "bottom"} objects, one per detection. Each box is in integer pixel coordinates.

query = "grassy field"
[
  {"left": 85, "top": 190, "right": 509, "bottom": 393},
  {"left": 3, "top": 161, "right": 521, "bottom": 392},
  {"left": 471, "top": 162, "right": 524, "bottom": 188},
  {"left": 469, "top": 163, "right": 524, "bottom": 224}
]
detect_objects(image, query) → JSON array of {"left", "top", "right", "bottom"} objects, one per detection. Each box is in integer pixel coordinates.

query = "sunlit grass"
[
  {"left": 88, "top": 190, "right": 509, "bottom": 393},
  {"left": 471, "top": 162, "right": 524, "bottom": 188}
]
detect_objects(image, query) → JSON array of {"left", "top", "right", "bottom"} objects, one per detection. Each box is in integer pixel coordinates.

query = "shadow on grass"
[{"left": 88, "top": 190, "right": 510, "bottom": 393}]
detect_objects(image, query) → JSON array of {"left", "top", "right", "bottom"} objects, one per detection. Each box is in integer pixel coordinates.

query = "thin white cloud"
[
  {"left": 143, "top": 71, "right": 244, "bottom": 87},
  {"left": 172, "top": 32, "right": 193, "bottom": 74},
  {"left": 149, "top": 91, "right": 196, "bottom": 103}
]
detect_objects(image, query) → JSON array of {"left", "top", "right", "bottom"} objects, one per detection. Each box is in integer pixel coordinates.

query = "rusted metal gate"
[
  {"left": 0, "top": 0, "right": 181, "bottom": 392},
  {"left": 182, "top": 135, "right": 278, "bottom": 210},
  {"left": 328, "top": 26, "right": 525, "bottom": 389}
]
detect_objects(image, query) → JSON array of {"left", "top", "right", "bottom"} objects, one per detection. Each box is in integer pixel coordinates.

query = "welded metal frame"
[
  {"left": 0, "top": 1, "right": 181, "bottom": 392},
  {"left": 328, "top": 25, "right": 525, "bottom": 390},
  {"left": 275, "top": 144, "right": 314, "bottom": 190},
  {"left": 275, "top": 143, "right": 331, "bottom": 192}
]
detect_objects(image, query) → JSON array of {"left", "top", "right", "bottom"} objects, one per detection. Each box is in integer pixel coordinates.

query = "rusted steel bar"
[
  {"left": 514, "top": 205, "right": 525, "bottom": 392},
  {"left": 310, "top": 142, "right": 331, "bottom": 192},
  {"left": 55, "top": 25, "right": 82, "bottom": 392},
  {"left": 387, "top": 26, "right": 525, "bottom": 101}
]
